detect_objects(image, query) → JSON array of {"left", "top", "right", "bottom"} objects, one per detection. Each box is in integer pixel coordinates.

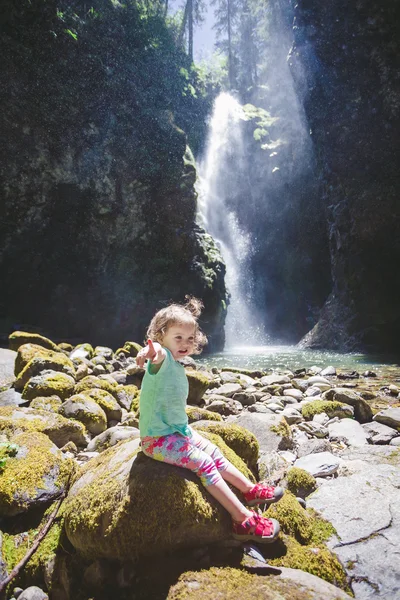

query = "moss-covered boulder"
[
  {"left": 14, "top": 355, "right": 76, "bottom": 391},
  {"left": 0, "top": 406, "right": 88, "bottom": 448},
  {"left": 14, "top": 344, "right": 55, "bottom": 377},
  {"left": 59, "top": 395, "right": 107, "bottom": 436},
  {"left": 185, "top": 407, "right": 223, "bottom": 423},
  {"left": 192, "top": 421, "right": 259, "bottom": 472},
  {"left": 286, "top": 467, "right": 317, "bottom": 499},
  {"left": 167, "top": 567, "right": 352, "bottom": 599},
  {"left": 1, "top": 507, "right": 65, "bottom": 594},
  {"left": 323, "top": 388, "right": 374, "bottom": 423},
  {"left": 74, "top": 375, "right": 119, "bottom": 397},
  {"left": 121, "top": 341, "right": 143, "bottom": 357},
  {"left": 69, "top": 343, "right": 94, "bottom": 361},
  {"left": 63, "top": 433, "right": 252, "bottom": 561},
  {"left": 30, "top": 396, "right": 63, "bottom": 413},
  {"left": 0, "top": 431, "right": 73, "bottom": 516},
  {"left": 186, "top": 370, "right": 211, "bottom": 405},
  {"left": 9, "top": 331, "right": 59, "bottom": 353},
  {"left": 80, "top": 389, "right": 122, "bottom": 423},
  {"left": 86, "top": 426, "right": 140, "bottom": 452},
  {"left": 267, "top": 492, "right": 348, "bottom": 590},
  {"left": 114, "top": 384, "right": 139, "bottom": 411},
  {"left": 22, "top": 370, "right": 75, "bottom": 402},
  {"left": 301, "top": 401, "right": 354, "bottom": 421}
]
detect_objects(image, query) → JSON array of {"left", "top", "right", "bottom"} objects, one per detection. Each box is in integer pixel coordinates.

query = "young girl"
[{"left": 136, "top": 297, "right": 282, "bottom": 543}]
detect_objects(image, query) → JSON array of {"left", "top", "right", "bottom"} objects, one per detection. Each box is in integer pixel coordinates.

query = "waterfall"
[{"left": 197, "top": 92, "right": 268, "bottom": 347}]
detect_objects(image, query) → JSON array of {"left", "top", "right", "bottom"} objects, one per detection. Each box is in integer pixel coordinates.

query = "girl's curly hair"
[{"left": 146, "top": 296, "right": 208, "bottom": 355}]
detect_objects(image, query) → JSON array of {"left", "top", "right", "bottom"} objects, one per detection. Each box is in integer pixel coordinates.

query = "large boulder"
[
  {"left": 22, "top": 371, "right": 75, "bottom": 401},
  {"left": 323, "top": 388, "right": 373, "bottom": 423},
  {"left": 167, "top": 566, "right": 352, "bottom": 599},
  {"left": 14, "top": 354, "right": 76, "bottom": 392},
  {"left": 0, "top": 431, "right": 73, "bottom": 516},
  {"left": 0, "top": 406, "right": 88, "bottom": 448},
  {"left": 63, "top": 435, "right": 251, "bottom": 561},
  {"left": 9, "top": 331, "right": 59, "bottom": 352},
  {"left": 0, "top": 348, "right": 16, "bottom": 389},
  {"left": 227, "top": 413, "right": 293, "bottom": 453},
  {"left": 186, "top": 371, "right": 211, "bottom": 405},
  {"left": 59, "top": 395, "right": 107, "bottom": 435}
]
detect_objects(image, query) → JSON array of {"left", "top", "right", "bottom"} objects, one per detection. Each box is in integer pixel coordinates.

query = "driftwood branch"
[{"left": 0, "top": 489, "right": 67, "bottom": 595}]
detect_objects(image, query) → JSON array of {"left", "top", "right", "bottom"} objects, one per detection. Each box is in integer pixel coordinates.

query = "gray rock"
[
  {"left": 232, "top": 391, "right": 256, "bottom": 406},
  {"left": 296, "top": 438, "right": 332, "bottom": 458},
  {"left": 304, "top": 386, "right": 321, "bottom": 397},
  {"left": 59, "top": 394, "right": 107, "bottom": 435},
  {"left": 306, "top": 375, "right": 331, "bottom": 386},
  {"left": 320, "top": 366, "right": 336, "bottom": 376},
  {"left": 283, "top": 388, "right": 303, "bottom": 400},
  {"left": 313, "top": 412, "right": 330, "bottom": 425},
  {"left": 294, "top": 452, "right": 343, "bottom": 477},
  {"left": 18, "top": 587, "right": 49, "bottom": 600},
  {"left": 281, "top": 407, "right": 303, "bottom": 425},
  {"left": 0, "top": 388, "right": 25, "bottom": 407},
  {"left": 87, "top": 426, "right": 140, "bottom": 452},
  {"left": 227, "top": 412, "right": 293, "bottom": 453},
  {"left": 277, "top": 567, "right": 353, "bottom": 599},
  {"left": 247, "top": 403, "right": 273, "bottom": 413},
  {"left": 307, "top": 445, "right": 400, "bottom": 600},
  {"left": 291, "top": 378, "right": 308, "bottom": 392},
  {"left": 259, "top": 374, "right": 291, "bottom": 386},
  {"left": 323, "top": 388, "right": 373, "bottom": 423},
  {"left": 219, "top": 372, "right": 240, "bottom": 384},
  {"left": 328, "top": 418, "right": 369, "bottom": 447},
  {"left": 362, "top": 422, "right": 399, "bottom": 444},
  {"left": 0, "top": 348, "right": 16, "bottom": 388},
  {"left": 206, "top": 398, "right": 243, "bottom": 416},
  {"left": 212, "top": 383, "right": 242, "bottom": 397},
  {"left": 373, "top": 407, "right": 400, "bottom": 430},
  {"left": 390, "top": 437, "right": 400, "bottom": 446},
  {"left": 258, "top": 450, "right": 289, "bottom": 482},
  {"left": 297, "top": 421, "right": 329, "bottom": 438}
]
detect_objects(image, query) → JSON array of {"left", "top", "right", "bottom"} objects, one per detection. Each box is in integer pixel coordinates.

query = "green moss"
[
  {"left": 286, "top": 467, "right": 317, "bottom": 498},
  {"left": 270, "top": 535, "right": 349, "bottom": 592},
  {"left": 167, "top": 566, "right": 321, "bottom": 600},
  {"left": 30, "top": 395, "right": 63, "bottom": 413},
  {"left": 122, "top": 341, "right": 143, "bottom": 357},
  {"left": 15, "top": 354, "right": 76, "bottom": 391},
  {"left": 0, "top": 431, "right": 73, "bottom": 514},
  {"left": 270, "top": 417, "right": 291, "bottom": 438},
  {"left": 14, "top": 343, "right": 55, "bottom": 377},
  {"left": 81, "top": 389, "right": 120, "bottom": 413},
  {"left": 72, "top": 343, "right": 94, "bottom": 358},
  {"left": 22, "top": 371, "right": 75, "bottom": 401},
  {"left": 9, "top": 330, "right": 59, "bottom": 352},
  {"left": 2, "top": 509, "right": 65, "bottom": 592},
  {"left": 185, "top": 406, "right": 223, "bottom": 423},
  {"left": 194, "top": 423, "right": 259, "bottom": 472},
  {"left": 221, "top": 367, "right": 264, "bottom": 378},
  {"left": 266, "top": 492, "right": 349, "bottom": 592},
  {"left": 74, "top": 375, "right": 118, "bottom": 396},
  {"left": 301, "top": 401, "right": 348, "bottom": 421},
  {"left": 0, "top": 406, "right": 88, "bottom": 448},
  {"left": 59, "top": 395, "right": 107, "bottom": 432},
  {"left": 186, "top": 370, "right": 210, "bottom": 405},
  {"left": 58, "top": 342, "right": 74, "bottom": 352}
]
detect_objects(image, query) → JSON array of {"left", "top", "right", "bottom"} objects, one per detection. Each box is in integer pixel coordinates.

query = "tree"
[{"left": 178, "top": 0, "right": 206, "bottom": 62}]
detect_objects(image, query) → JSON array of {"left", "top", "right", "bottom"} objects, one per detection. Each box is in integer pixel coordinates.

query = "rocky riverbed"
[{"left": 0, "top": 332, "right": 399, "bottom": 600}]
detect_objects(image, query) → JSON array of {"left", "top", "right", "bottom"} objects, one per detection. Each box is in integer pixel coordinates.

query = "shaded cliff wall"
[
  {"left": 290, "top": 0, "right": 400, "bottom": 351},
  {"left": 0, "top": 1, "right": 227, "bottom": 350}
]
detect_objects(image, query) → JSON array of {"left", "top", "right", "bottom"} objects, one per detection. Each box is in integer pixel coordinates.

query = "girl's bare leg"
[
  {"left": 219, "top": 462, "right": 255, "bottom": 493},
  {"left": 207, "top": 479, "right": 253, "bottom": 522}
]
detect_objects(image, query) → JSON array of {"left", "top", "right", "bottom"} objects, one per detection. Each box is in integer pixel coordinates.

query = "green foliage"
[{"left": 0, "top": 442, "right": 19, "bottom": 470}]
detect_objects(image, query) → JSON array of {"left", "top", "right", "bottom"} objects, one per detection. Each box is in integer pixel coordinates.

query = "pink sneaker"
[
  {"left": 243, "top": 483, "right": 284, "bottom": 507},
  {"left": 232, "top": 511, "right": 280, "bottom": 543}
]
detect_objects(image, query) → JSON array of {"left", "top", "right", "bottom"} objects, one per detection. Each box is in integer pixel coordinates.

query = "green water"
[{"left": 198, "top": 345, "right": 400, "bottom": 378}]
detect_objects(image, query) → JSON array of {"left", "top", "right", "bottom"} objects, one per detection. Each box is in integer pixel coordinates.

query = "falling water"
[{"left": 197, "top": 93, "right": 268, "bottom": 347}]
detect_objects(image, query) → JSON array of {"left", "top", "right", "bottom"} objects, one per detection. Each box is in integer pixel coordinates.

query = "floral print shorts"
[{"left": 141, "top": 428, "right": 229, "bottom": 487}]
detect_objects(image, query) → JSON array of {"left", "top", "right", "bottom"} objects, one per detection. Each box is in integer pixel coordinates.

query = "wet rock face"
[
  {"left": 0, "top": 5, "right": 227, "bottom": 352},
  {"left": 291, "top": 0, "right": 400, "bottom": 351}
]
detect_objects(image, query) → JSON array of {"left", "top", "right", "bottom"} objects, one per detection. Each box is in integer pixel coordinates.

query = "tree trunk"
[
  {"left": 227, "top": 0, "right": 234, "bottom": 88},
  {"left": 188, "top": 0, "right": 193, "bottom": 62}
]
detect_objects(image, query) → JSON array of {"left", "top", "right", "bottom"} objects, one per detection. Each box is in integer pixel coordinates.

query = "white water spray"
[{"left": 198, "top": 93, "right": 267, "bottom": 347}]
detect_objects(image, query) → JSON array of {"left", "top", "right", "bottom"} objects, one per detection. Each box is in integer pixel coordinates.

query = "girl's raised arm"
[{"left": 136, "top": 339, "right": 166, "bottom": 368}]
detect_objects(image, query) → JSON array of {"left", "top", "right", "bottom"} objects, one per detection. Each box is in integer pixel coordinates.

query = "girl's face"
[{"left": 162, "top": 323, "right": 196, "bottom": 360}]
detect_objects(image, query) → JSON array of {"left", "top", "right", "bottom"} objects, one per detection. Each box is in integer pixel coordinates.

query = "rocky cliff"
[
  {"left": 0, "top": 1, "right": 227, "bottom": 350},
  {"left": 290, "top": 0, "right": 400, "bottom": 351}
]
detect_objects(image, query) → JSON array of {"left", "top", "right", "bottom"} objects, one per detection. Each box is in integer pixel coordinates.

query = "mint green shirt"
[{"left": 139, "top": 347, "right": 191, "bottom": 438}]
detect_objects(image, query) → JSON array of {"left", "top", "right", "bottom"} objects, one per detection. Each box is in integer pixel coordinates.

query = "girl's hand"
[{"left": 135, "top": 340, "right": 165, "bottom": 368}]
